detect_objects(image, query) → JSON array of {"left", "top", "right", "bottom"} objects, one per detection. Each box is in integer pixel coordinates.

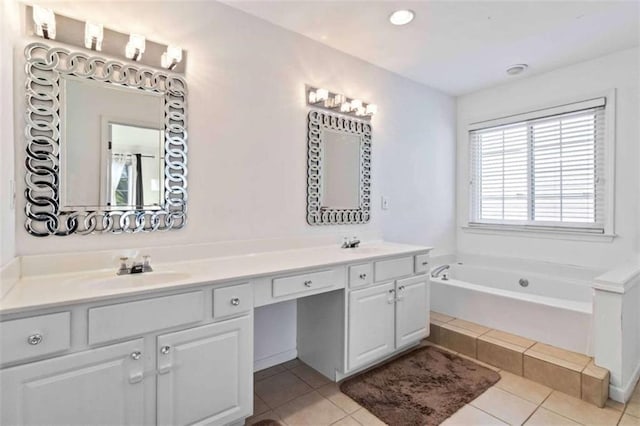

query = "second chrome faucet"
[{"left": 117, "top": 255, "right": 153, "bottom": 275}]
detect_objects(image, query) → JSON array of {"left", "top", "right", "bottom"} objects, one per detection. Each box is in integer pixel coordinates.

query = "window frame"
[{"left": 465, "top": 90, "right": 616, "bottom": 238}]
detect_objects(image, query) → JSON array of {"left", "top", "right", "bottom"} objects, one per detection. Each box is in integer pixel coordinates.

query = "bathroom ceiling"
[{"left": 223, "top": 1, "right": 640, "bottom": 95}]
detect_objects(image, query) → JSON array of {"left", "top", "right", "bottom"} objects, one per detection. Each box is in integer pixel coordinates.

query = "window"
[{"left": 469, "top": 97, "right": 610, "bottom": 234}]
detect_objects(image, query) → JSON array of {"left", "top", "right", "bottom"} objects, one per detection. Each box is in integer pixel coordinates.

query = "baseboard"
[
  {"left": 254, "top": 348, "right": 298, "bottom": 372},
  {"left": 609, "top": 360, "right": 640, "bottom": 403}
]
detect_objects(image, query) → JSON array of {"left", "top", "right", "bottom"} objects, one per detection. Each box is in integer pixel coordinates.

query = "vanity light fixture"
[
  {"left": 161, "top": 46, "right": 183, "bottom": 70},
  {"left": 84, "top": 22, "right": 104, "bottom": 51},
  {"left": 389, "top": 9, "right": 415, "bottom": 26},
  {"left": 306, "top": 86, "right": 377, "bottom": 119},
  {"left": 125, "top": 34, "right": 146, "bottom": 61},
  {"left": 33, "top": 6, "right": 56, "bottom": 40}
]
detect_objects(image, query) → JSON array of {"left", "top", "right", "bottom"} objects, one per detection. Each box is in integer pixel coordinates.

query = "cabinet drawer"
[
  {"left": 414, "top": 254, "right": 430, "bottom": 274},
  {"left": 0, "top": 312, "right": 71, "bottom": 364},
  {"left": 349, "top": 263, "right": 373, "bottom": 288},
  {"left": 374, "top": 257, "right": 413, "bottom": 282},
  {"left": 272, "top": 270, "right": 334, "bottom": 298},
  {"left": 88, "top": 291, "right": 205, "bottom": 345},
  {"left": 213, "top": 283, "right": 252, "bottom": 320}
]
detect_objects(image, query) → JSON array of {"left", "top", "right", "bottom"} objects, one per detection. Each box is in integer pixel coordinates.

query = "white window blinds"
[{"left": 469, "top": 99, "right": 607, "bottom": 233}]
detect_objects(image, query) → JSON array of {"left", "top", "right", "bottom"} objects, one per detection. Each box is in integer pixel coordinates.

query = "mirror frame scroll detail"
[
  {"left": 306, "top": 110, "right": 371, "bottom": 225},
  {"left": 24, "top": 42, "right": 188, "bottom": 236}
]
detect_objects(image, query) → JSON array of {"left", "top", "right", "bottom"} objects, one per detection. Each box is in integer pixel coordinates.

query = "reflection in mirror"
[
  {"left": 107, "top": 123, "right": 164, "bottom": 210},
  {"left": 60, "top": 76, "right": 164, "bottom": 210},
  {"left": 322, "top": 130, "right": 361, "bottom": 210}
]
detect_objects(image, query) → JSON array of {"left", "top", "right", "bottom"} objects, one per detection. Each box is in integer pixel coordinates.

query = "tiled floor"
[{"left": 246, "top": 342, "right": 640, "bottom": 426}]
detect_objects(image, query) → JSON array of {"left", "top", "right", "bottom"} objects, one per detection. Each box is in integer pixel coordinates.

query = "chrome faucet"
[
  {"left": 341, "top": 236, "right": 361, "bottom": 249},
  {"left": 431, "top": 264, "right": 450, "bottom": 278},
  {"left": 117, "top": 255, "right": 153, "bottom": 275}
]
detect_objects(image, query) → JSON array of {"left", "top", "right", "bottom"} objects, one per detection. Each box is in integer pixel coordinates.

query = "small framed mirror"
[
  {"left": 306, "top": 110, "right": 371, "bottom": 225},
  {"left": 24, "top": 42, "right": 188, "bottom": 236}
]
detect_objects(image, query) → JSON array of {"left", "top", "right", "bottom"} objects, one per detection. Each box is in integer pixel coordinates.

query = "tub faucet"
[
  {"left": 341, "top": 236, "right": 361, "bottom": 249},
  {"left": 431, "top": 264, "right": 450, "bottom": 278}
]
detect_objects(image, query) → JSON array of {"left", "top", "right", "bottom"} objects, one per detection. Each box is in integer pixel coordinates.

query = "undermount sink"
[{"left": 67, "top": 271, "right": 191, "bottom": 289}]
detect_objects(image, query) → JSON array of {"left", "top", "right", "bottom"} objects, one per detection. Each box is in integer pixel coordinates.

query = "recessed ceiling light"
[
  {"left": 506, "top": 64, "right": 528, "bottom": 75},
  {"left": 389, "top": 9, "right": 414, "bottom": 26}
]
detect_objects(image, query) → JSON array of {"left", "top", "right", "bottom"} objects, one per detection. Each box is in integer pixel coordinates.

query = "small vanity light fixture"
[
  {"left": 125, "top": 34, "right": 146, "bottom": 61},
  {"left": 350, "top": 99, "right": 363, "bottom": 111},
  {"left": 308, "top": 87, "right": 329, "bottom": 104},
  {"left": 306, "top": 86, "right": 376, "bottom": 119},
  {"left": 84, "top": 22, "right": 104, "bottom": 51},
  {"left": 389, "top": 9, "right": 415, "bottom": 26},
  {"left": 161, "top": 46, "right": 183, "bottom": 70},
  {"left": 340, "top": 101, "right": 352, "bottom": 113},
  {"left": 33, "top": 6, "right": 56, "bottom": 40}
]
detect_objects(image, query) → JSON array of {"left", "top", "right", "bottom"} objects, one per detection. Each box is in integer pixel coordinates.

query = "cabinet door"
[
  {"left": 347, "top": 282, "right": 395, "bottom": 371},
  {"left": 0, "top": 339, "right": 145, "bottom": 426},
  {"left": 157, "top": 316, "right": 252, "bottom": 426},
  {"left": 395, "top": 276, "right": 429, "bottom": 348}
]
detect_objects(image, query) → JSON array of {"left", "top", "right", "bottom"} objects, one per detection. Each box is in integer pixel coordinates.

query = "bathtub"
[{"left": 430, "top": 255, "right": 599, "bottom": 354}]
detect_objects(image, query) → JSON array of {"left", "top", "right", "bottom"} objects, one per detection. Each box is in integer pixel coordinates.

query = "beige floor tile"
[
  {"left": 282, "top": 358, "right": 304, "bottom": 370},
  {"left": 477, "top": 337, "right": 525, "bottom": 375},
  {"left": 350, "top": 408, "right": 387, "bottom": 426},
  {"left": 525, "top": 343, "right": 590, "bottom": 372},
  {"left": 625, "top": 400, "right": 640, "bottom": 418},
  {"left": 605, "top": 399, "right": 625, "bottom": 412},
  {"left": 254, "top": 394, "right": 270, "bottom": 416},
  {"left": 275, "top": 391, "right": 347, "bottom": 425},
  {"left": 255, "top": 371, "right": 314, "bottom": 408},
  {"left": 317, "top": 383, "right": 362, "bottom": 414},
  {"left": 483, "top": 329, "right": 536, "bottom": 349},
  {"left": 255, "top": 364, "right": 288, "bottom": 382},
  {"left": 331, "top": 416, "right": 363, "bottom": 426},
  {"left": 431, "top": 311, "right": 456, "bottom": 323},
  {"left": 470, "top": 386, "right": 537, "bottom": 425},
  {"left": 455, "top": 352, "right": 501, "bottom": 372},
  {"left": 524, "top": 354, "right": 582, "bottom": 398},
  {"left": 245, "top": 409, "right": 283, "bottom": 425},
  {"left": 496, "top": 370, "right": 552, "bottom": 405},
  {"left": 618, "top": 413, "right": 640, "bottom": 425},
  {"left": 541, "top": 391, "right": 623, "bottom": 425},
  {"left": 291, "top": 364, "right": 332, "bottom": 388},
  {"left": 441, "top": 404, "right": 508, "bottom": 425},
  {"left": 440, "top": 324, "right": 478, "bottom": 357},
  {"left": 524, "top": 407, "right": 581, "bottom": 425}
]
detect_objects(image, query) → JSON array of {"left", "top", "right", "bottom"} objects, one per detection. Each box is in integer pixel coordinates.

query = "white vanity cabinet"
[
  {"left": 156, "top": 316, "right": 252, "bottom": 426},
  {"left": 0, "top": 339, "right": 145, "bottom": 426},
  {"left": 395, "top": 275, "right": 429, "bottom": 348}
]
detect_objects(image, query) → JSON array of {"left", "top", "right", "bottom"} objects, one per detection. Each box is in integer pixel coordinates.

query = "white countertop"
[{"left": 0, "top": 242, "right": 431, "bottom": 315}]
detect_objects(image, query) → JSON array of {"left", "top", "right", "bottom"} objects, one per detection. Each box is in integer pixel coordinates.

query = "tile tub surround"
[
  {"left": 0, "top": 241, "right": 430, "bottom": 314},
  {"left": 428, "top": 311, "right": 611, "bottom": 408},
  {"left": 247, "top": 346, "right": 639, "bottom": 426}
]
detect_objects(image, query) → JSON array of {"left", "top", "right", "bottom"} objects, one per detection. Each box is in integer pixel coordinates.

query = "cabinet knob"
[
  {"left": 160, "top": 345, "right": 171, "bottom": 355},
  {"left": 130, "top": 351, "right": 142, "bottom": 360},
  {"left": 359, "top": 273, "right": 367, "bottom": 280},
  {"left": 27, "top": 334, "right": 43, "bottom": 345},
  {"left": 230, "top": 297, "right": 240, "bottom": 306},
  {"left": 398, "top": 285, "right": 405, "bottom": 291},
  {"left": 304, "top": 280, "right": 312, "bottom": 287},
  {"left": 422, "top": 261, "right": 428, "bottom": 266}
]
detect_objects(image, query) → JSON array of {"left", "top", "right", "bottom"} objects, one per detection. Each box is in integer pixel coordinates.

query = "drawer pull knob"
[
  {"left": 304, "top": 280, "right": 312, "bottom": 287},
  {"left": 130, "top": 351, "right": 142, "bottom": 360},
  {"left": 231, "top": 297, "right": 240, "bottom": 306},
  {"left": 359, "top": 273, "right": 367, "bottom": 280},
  {"left": 27, "top": 334, "right": 43, "bottom": 345},
  {"left": 160, "top": 345, "right": 171, "bottom": 355},
  {"left": 422, "top": 261, "right": 428, "bottom": 266}
]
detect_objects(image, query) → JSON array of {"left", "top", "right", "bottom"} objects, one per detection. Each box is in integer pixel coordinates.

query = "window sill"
[{"left": 461, "top": 225, "right": 616, "bottom": 242}]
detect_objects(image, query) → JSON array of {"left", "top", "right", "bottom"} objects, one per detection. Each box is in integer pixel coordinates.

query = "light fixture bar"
[{"left": 306, "top": 86, "right": 377, "bottom": 119}]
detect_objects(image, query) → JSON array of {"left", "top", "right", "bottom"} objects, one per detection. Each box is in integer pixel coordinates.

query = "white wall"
[
  {"left": 9, "top": 1, "right": 456, "bottom": 366},
  {"left": 456, "top": 48, "right": 640, "bottom": 269},
  {"left": 13, "top": 0, "right": 456, "bottom": 257},
  {"left": 0, "top": 0, "right": 19, "bottom": 267}
]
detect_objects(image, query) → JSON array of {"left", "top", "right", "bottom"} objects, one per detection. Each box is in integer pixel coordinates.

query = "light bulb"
[
  {"left": 365, "top": 104, "right": 378, "bottom": 115},
  {"left": 84, "top": 22, "right": 104, "bottom": 51},
  {"left": 161, "top": 46, "right": 182, "bottom": 70},
  {"left": 33, "top": 6, "right": 56, "bottom": 40},
  {"left": 340, "top": 102, "right": 351, "bottom": 113},
  {"left": 316, "top": 88, "right": 329, "bottom": 102},
  {"left": 125, "top": 34, "right": 146, "bottom": 61},
  {"left": 350, "top": 99, "right": 362, "bottom": 110}
]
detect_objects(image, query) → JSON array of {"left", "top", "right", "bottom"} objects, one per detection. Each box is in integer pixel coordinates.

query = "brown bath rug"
[
  {"left": 251, "top": 420, "right": 284, "bottom": 426},
  {"left": 340, "top": 346, "right": 500, "bottom": 426}
]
